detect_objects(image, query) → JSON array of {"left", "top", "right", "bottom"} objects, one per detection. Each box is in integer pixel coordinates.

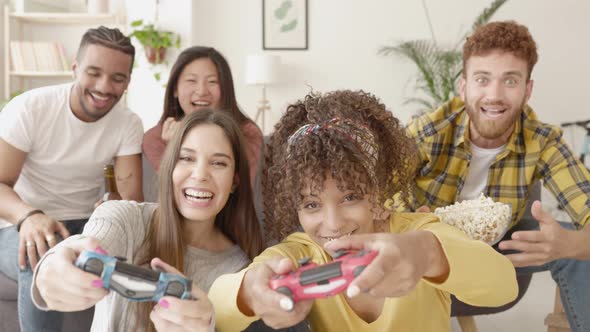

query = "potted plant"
[
  {"left": 129, "top": 19, "right": 181, "bottom": 65},
  {"left": 378, "top": 0, "right": 508, "bottom": 114}
]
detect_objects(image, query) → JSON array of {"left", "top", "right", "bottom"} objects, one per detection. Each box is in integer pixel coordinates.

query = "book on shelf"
[
  {"left": 10, "top": 41, "right": 70, "bottom": 73},
  {"left": 9, "top": 41, "right": 25, "bottom": 72},
  {"left": 55, "top": 43, "right": 70, "bottom": 71},
  {"left": 20, "top": 41, "right": 38, "bottom": 71}
]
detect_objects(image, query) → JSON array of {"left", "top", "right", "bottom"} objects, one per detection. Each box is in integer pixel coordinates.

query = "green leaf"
[
  {"left": 128, "top": 21, "right": 180, "bottom": 49},
  {"left": 472, "top": 0, "right": 508, "bottom": 31},
  {"left": 378, "top": 0, "right": 508, "bottom": 114}
]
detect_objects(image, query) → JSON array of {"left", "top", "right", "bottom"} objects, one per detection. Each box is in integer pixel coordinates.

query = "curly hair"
[
  {"left": 463, "top": 20, "right": 538, "bottom": 79},
  {"left": 263, "top": 90, "right": 419, "bottom": 241}
]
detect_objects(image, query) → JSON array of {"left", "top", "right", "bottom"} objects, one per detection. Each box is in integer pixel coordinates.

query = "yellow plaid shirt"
[{"left": 406, "top": 97, "right": 590, "bottom": 229}]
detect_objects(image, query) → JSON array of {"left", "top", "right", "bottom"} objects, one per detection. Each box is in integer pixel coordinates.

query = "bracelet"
[{"left": 15, "top": 209, "right": 44, "bottom": 232}]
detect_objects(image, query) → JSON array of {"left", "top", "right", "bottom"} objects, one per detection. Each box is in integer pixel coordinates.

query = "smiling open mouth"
[
  {"left": 481, "top": 106, "right": 507, "bottom": 117},
  {"left": 322, "top": 231, "right": 354, "bottom": 242},
  {"left": 184, "top": 189, "right": 214, "bottom": 202},
  {"left": 192, "top": 101, "right": 211, "bottom": 107}
]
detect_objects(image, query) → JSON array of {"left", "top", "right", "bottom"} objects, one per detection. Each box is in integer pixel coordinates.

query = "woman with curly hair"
[{"left": 209, "top": 90, "right": 518, "bottom": 332}]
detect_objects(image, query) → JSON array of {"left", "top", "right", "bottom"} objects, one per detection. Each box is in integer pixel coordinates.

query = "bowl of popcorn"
[{"left": 433, "top": 194, "right": 512, "bottom": 245}]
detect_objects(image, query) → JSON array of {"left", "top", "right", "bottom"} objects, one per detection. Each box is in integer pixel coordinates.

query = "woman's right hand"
[
  {"left": 239, "top": 257, "right": 313, "bottom": 330},
  {"left": 161, "top": 117, "right": 180, "bottom": 143},
  {"left": 36, "top": 237, "right": 109, "bottom": 311}
]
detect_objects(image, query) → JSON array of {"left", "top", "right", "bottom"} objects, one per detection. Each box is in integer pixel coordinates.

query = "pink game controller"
[{"left": 269, "top": 250, "right": 378, "bottom": 304}]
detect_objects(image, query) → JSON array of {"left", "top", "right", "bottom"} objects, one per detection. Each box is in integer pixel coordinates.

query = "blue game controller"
[{"left": 74, "top": 250, "right": 192, "bottom": 302}]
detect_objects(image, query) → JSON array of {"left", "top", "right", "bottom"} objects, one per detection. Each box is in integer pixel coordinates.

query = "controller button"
[
  {"left": 167, "top": 281, "right": 184, "bottom": 296},
  {"left": 125, "top": 290, "right": 136, "bottom": 297},
  {"left": 353, "top": 250, "right": 367, "bottom": 258},
  {"left": 85, "top": 259, "right": 104, "bottom": 276},
  {"left": 297, "top": 257, "right": 311, "bottom": 266},
  {"left": 332, "top": 250, "right": 348, "bottom": 258}
]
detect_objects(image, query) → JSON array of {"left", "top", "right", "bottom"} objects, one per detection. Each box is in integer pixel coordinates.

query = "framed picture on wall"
[{"left": 263, "top": 0, "right": 308, "bottom": 50}]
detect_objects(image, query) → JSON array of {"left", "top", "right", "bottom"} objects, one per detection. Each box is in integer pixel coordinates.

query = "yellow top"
[{"left": 210, "top": 213, "right": 518, "bottom": 332}]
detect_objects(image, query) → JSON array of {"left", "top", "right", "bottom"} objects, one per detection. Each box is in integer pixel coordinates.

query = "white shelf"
[
  {"left": 3, "top": 5, "right": 124, "bottom": 99},
  {"left": 9, "top": 12, "right": 119, "bottom": 24},
  {"left": 10, "top": 71, "right": 72, "bottom": 77}
]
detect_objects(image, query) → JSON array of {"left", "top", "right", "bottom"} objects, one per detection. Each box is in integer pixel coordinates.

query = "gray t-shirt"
[{"left": 33, "top": 200, "right": 250, "bottom": 332}]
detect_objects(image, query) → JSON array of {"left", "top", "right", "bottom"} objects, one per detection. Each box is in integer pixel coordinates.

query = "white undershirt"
[{"left": 458, "top": 143, "right": 507, "bottom": 201}]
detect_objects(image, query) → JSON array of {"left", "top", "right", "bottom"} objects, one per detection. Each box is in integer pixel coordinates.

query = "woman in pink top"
[{"left": 143, "top": 46, "right": 262, "bottom": 188}]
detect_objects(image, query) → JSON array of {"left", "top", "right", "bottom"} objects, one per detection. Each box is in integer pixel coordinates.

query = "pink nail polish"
[
  {"left": 95, "top": 246, "right": 107, "bottom": 255},
  {"left": 158, "top": 299, "right": 169, "bottom": 309},
  {"left": 91, "top": 280, "right": 103, "bottom": 288}
]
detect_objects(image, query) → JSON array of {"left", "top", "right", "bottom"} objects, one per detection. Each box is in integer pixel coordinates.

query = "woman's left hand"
[
  {"left": 149, "top": 258, "right": 214, "bottom": 332},
  {"left": 324, "top": 231, "right": 448, "bottom": 299}
]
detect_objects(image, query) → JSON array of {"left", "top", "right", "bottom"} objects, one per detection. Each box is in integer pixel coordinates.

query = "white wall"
[
  {"left": 190, "top": 0, "right": 590, "bottom": 139},
  {"left": 125, "top": 0, "right": 194, "bottom": 131}
]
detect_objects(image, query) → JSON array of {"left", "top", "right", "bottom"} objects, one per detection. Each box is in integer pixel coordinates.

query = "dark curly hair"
[
  {"left": 263, "top": 90, "right": 419, "bottom": 241},
  {"left": 463, "top": 20, "right": 538, "bottom": 79}
]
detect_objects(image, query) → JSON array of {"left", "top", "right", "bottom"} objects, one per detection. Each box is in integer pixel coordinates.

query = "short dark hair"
[
  {"left": 463, "top": 20, "right": 538, "bottom": 79},
  {"left": 160, "top": 46, "right": 250, "bottom": 125},
  {"left": 76, "top": 26, "right": 135, "bottom": 71}
]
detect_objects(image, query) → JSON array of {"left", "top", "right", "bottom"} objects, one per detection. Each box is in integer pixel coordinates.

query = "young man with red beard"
[
  {"left": 0, "top": 26, "right": 144, "bottom": 331},
  {"left": 407, "top": 21, "right": 590, "bottom": 331}
]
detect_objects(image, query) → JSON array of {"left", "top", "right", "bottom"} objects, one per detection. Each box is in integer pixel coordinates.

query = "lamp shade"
[{"left": 245, "top": 54, "right": 281, "bottom": 85}]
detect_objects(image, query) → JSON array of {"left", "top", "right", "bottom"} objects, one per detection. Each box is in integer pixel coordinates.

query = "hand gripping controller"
[
  {"left": 269, "top": 250, "right": 378, "bottom": 303},
  {"left": 75, "top": 250, "right": 192, "bottom": 302}
]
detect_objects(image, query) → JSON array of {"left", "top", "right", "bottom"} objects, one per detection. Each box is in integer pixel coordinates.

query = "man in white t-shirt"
[{"left": 0, "top": 26, "right": 144, "bottom": 332}]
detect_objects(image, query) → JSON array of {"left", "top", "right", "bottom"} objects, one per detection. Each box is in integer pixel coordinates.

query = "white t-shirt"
[
  {"left": 0, "top": 83, "right": 143, "bottom": 223},
  {"left": 458, "top": 143, "right": 506, "bottom": 201}
]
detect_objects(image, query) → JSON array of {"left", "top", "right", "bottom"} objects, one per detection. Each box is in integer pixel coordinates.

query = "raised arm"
[
  {"left": 501, "top": 132, "right": 590, "bottom": 263},
  {"left": 114, "top": 154, "right": 143, "bottom": 202},
  {"left": 325, "top": 215, "right": 518, "bottom": 307}
]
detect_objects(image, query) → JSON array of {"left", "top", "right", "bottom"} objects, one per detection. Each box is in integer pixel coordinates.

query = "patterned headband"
[{"left": 286, "top": 118, "right": 379, "bottom": 177}]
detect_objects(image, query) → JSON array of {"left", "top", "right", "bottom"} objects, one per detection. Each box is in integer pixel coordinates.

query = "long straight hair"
[
  {"left": 160, "top": 46, "right": 250, "bottom": 125},
  {"left": 135, "top": 109, "right": 264, "bottom": 331}
]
